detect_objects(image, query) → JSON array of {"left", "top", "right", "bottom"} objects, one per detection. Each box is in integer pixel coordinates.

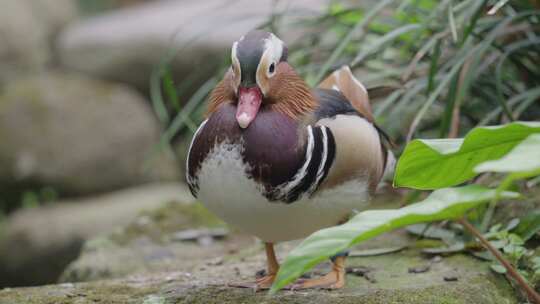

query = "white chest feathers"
[{"left": 196, "top": 142, "right": 371, "bottom": 242}]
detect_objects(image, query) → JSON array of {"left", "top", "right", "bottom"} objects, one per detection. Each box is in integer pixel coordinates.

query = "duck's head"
[{"left": 230, "top": 30, "right": 289, "bottom": 128}]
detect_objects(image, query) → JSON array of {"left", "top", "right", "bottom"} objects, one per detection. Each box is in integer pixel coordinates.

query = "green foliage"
[
  {"left": 485, "top": 224, "right": 527, "bottom": 265},
  {"left": 21, "top": 187, "right": 58, "bottom": 209},
  {"left": 512, "top": 211, "right": 540, "bottom": 242},
  {"left": 0, "top": 186, "right": 58, "bottom": 216},
  {"left": 532, "top": 256, "right": 540, "bottom": 287},
  {"left": 154, "top": 0, "right": 540, "bottom": 148},
  {"left": 394, "top": 121, "right": 540, "bottom": 189},
  {"left": 270, "top": 185, "right": 518, "bottom": 293},
  {"left": 475, "top": 133, "right": 540, "bottom": 174},
  {"left": 485, "top": 222, "right": 539, "bottom": 286},
  {"left": 289, "top": 0, "right": 540, "bottom": 141}
]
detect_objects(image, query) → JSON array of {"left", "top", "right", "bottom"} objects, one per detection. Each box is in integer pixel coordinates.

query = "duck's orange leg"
[{"left": 229, "top": 242, "right": 279, "bottom": 291}]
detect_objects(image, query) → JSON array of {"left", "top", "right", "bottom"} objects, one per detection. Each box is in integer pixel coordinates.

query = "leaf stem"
[{"left": 458, "top": 218, "right": 540, "bottom": 303}]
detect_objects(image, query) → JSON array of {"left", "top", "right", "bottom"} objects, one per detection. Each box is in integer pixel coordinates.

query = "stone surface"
[
  {"left": 0, "top": 182, "right": 194, "bottom": 287},
  {"left": 0, "top": 0, "right": 77, "bottom": 85},
  {"left": 11, "top": 200, "right": 515, "bottom": 304},
  {"left": 0, "top": 238, "right": 519, "bottom": 304},
  {"left": 59, "top": 198, "right": 239, "bottom": 283},
  {"left": 0, "top": 71, "right": 180, "bottom": 199},
  {"left": 57, "top": 0, "right": 329, "bottom": 91}
]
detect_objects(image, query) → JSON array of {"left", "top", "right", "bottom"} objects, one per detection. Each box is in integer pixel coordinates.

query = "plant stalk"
[{"left": 458, "top": 218, "right": 540, "bottom": 303}]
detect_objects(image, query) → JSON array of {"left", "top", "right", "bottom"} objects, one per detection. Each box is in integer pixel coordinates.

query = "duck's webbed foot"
[
  {"left": 228, "top": 242, "right": 279, "bottom": 291},
  {"left": 291, "top": 255, "right": 346, "bottom": 290}
]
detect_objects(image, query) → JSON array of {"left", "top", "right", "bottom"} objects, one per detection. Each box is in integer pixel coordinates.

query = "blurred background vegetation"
[
  {"left": 0, "top": 0, "right": 538, "bottom": 296},
  {"left": 156, "top": 0, "right": 540, "bottom": 149}
]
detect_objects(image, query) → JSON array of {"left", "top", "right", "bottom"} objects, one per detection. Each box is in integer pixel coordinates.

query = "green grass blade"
[
  {"left": 407, "top": 10, "right": 540, "bottom": 141},
  {"left": 160, "top": 77, "right": 218, "bottom": 143},
  {"left": 270, "top": 185, "right": 519, "bottom": 293},
  {"left": 477, "top": 87, "right": 540, "bottom": 126},
  {"left": 395, "top": 121, "right": 540, "bottom": 189},
  {"left": 426, "top": 38, "right": 442, "bottom": 95},
  {"left": 163, "top": 68, "right": 181, "bottom": 112},
  {"left": 150, "top": 65, "right": 170, "bottom": 124},
  {"left": 439, "top": 72, "right": 460, "bottom": 137},
  {"left": 311, "top": 0, "right": 394, "bottom": 86},
  {"left": 448, "top": 2, "right": 458, "bottom": 43},
  {"left": 374, "top": 88, "right": 404, "bottom": 117},
  {"left": 402, "top": 29, "right": 447, "bottom": 83},
  {"left": 406, "top": 53, "right": 464, "bottom": 141},
  {"left": 459, "top": 0, "right": 487, "bottom": 47},
  {"left": 495, "top": 38, "right": 540, "bottom": 121},
  {"left": 487, "top": 0, "right": 510, "bottom": 15},
  {"left": 351, "top": 23, "right": 422, "bottom": 66}
]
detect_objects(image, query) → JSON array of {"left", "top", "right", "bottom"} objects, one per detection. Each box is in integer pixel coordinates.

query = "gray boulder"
[
  {"left": 0, "top": 182, "right": 194, "bottom": 287},
  {"left": 57, "top": 0, "right": 329, "bottom": 91},
  {"left": 0, "top": 71, "right": 179, "bottom": 198},
  {"left": 0, "top": 0, "right": 78, "bottom": 84}
]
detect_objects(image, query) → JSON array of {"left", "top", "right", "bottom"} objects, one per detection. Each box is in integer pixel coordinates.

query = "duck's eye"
[{"left": 268, "top": 62, "right": 275, "bottom": 75}]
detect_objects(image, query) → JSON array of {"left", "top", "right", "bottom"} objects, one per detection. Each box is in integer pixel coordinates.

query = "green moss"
[
  {"left": 0, "top": 280, "right": 160, "bottom": 304},
  {"left": 110, "top": 201, "right": 225, "bottom": 245},
  {"left": 412, "top": 239, "right": 445, "bottom": 249},
  {"left": 170, "top": 281, "right": 516, "bottom": 304},
  {"left": 1, "top": 248, "right": 520, "bottom": 304}
]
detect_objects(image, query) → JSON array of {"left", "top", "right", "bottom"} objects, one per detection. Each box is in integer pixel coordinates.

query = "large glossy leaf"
[
  {"left": 270, "top": 185, "right": 518, "bottom": 293},
  {"left": 475, "top": 133, "right": 540, "bottom": 173},
  {"left": 394, "top": 121, "right": 540, "bottom": 189}
]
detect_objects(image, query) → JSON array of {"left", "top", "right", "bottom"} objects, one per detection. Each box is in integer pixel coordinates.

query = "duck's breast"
[{"left": 187, "top": 103, "right": 305, "bottom": 196}]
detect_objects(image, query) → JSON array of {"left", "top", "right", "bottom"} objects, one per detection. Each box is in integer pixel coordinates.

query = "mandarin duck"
[{"left": 186, "top": 30, "right": 394, "bottom": 290}]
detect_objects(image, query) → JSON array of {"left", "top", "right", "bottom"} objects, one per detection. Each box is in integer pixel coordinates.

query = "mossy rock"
[
  {"left": 44, "top": 197, "right": 523, "bottom": 303},
  {"left": 1, "top": 247, "right": 519, "bottom": 304},
  {"left": 0, "top": 71, "right": 179, "bottom": 205},
  {"left": 59, "top": 202, "right": 238, "bottom": 283}
]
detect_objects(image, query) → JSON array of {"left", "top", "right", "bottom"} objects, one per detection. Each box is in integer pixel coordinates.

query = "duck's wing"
[
  {"left": 318, "top": 66, "right": 395, "bottom": 185},
  {"left": 311, "top": 89, "right": 384, "bottom": 192},
  {"left": 318, "top": 65, "right": 374, "bottom": 123}
]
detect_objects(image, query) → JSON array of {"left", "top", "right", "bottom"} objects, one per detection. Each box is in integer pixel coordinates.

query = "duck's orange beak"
[{"left": 236, "top": 86, "right": 262, "bottom": 129}]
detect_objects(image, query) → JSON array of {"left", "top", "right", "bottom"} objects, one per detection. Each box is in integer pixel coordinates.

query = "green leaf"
[
  {"left": 475, "top": 133, "right": 540, "bottom": 173},
  {"left": 269, "top": 185, "right": 518, "bottom": 293},
  {"left": 406, "top": 223, "right": 455, "bottom": 240},
  {"left": 512, "top": 211, "right": 540, "bottom": 241},
  {"left": 394, "top": 121, "right": 540, "bottom": 190},
  {"left": 490, "top": 264, "right": 507, "bottom": 274},
  {"left": 422, "top": 242, "right": 466, "bottom": 254},
  {"left": 349, "top": 245, "right": 406, "bottom": 257}
]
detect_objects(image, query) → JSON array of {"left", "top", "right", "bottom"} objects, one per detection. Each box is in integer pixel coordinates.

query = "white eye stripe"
[
  {"left": 255, "top": 33, "right": 284, "bottom": 94},
  {"left": 259, "top": 34, "right": 283, "bottom": 80},
  {"left": 231, "top": 41, "right": 241, "bottom": 91},
  {"left": 264, "top": 33, "right": 284, "bottom": 63}
]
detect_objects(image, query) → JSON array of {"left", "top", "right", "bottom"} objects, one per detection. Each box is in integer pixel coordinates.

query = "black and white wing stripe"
[{"left": 266, "top": 125, "right": 336, "bottom": 204}]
